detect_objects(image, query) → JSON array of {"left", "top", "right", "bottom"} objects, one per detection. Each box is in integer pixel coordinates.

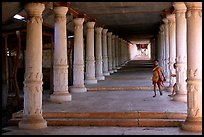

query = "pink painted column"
[
  {"left": 70, "top": 18, "right": 87, "bottom": 93},
  {"left": 50, "top": 6, "right": 71, "bottom": 103},
  {"left": 181, "top": 2, "right": 202, "bottom": 132},
  {"left": 19, "top": 3, "right": 47, "bottom": 129},
  {"left": 102, "top": 29, "right": 110, "bottom": 76},
  {"left": 85, "top": 22, "right": 97, "bottom": 84},
  {"left": 95, "top": 27, "right": 105, "bottom": 80},
  {"left": 173, "top": 2, "right": 187, "bottom": 102}
]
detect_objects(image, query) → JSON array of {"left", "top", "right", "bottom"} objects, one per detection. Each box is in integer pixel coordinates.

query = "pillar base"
[
  {"left": 172, "top": 94, "right": 187, "bottom": 102},
  {"left": 19, "top": 115, "right": 47, "bottom": 129},
  {"left": 70, "top": 86, "right": 87, "bottom": 93},
  {"left": 181, "top": 117, "right": 202, "bottom": 132},
  {"left": 167, "top": 85, "right": 173, "bottom": 92},
  {"left": 50, "top": 92, "right": 72, "bottom": 103},
  {"left": 103, "top": 72, "right": 110, "bottom": 76},
  {"left": 85, "top": 79, "right": 98, "bottom": 84},
  {"left": 96, "top": 76, "right": 105, "bottom": 80},
  {"left": 113, "top": 69, "right": 117, "bottom": 72},
  {"left": 109, "top": 70, "right": 114, "bottom": 73}
]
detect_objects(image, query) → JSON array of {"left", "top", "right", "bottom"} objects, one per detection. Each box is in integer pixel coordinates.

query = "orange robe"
[{"left": 152, "top": 66, "right": 164, "bottom": 86}]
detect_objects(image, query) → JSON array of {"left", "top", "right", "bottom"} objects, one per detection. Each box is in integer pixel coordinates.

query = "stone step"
[
  {"left": 8, "top": 111, "right": 186, "bottom": 127},
  {"left": 86, "top": 86, "right": 167, "bottom": 91},
  {"left": 8, "top": 118, "right": 184, "bottom": 127}
]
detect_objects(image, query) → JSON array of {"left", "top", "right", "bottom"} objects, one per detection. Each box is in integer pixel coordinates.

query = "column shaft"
[
  {"left": 112, "top": 35, "right": 117, "bottom": 72},
  {"left": 95, "top": 27, "right": 105, "bottom": 80},
  {"left": 50, "top": 6, "right": 71, "bottom": 103},
  {"left": 181, "top": 2, "right": 202, "bottom": 132},
  {"left": 70, "top": 18, "right": 87, "bottom": 93},
  {"left": 173, "top": 2, "right": 187, "bottom": 102},
  {"left": 107, "top": 32, "right": 113, "bottom": 73},
  {"left": 102, "top": 29, "right": 110, "bottom": 76},
  {"left": 167, "top": 14, "right": 176, "bottom": 91},
  {"left": 85, "top": 22, "right": 97, "bottom": 84},
  {"left": 19, "top": 3, "right": 47, "bottom": 129}
]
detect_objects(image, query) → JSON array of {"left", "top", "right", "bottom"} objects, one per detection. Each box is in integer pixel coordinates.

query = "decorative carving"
[
  {"left": 73, "top": 64, "right": 84, "bottom": 85},
  {"left": 176, "top": 56, "right": 187, "bottom": 63},
  {"left": 54, "top": 66, "right": 68, "bottom": 91},
  {"left": 55, "top": 16, "right": 66, "bottom": 22},
  {"left": 199, "top": 10, "right": 202, "bottom": 17},
  {"left": 23, "top": 82, "right": 43, "bottom": 115},
  {"left": 24, "top": 72, "right": 43, "bottom": 81},
  {"left": 188, "top": 68, "right": 202, "bottom": 79},
  {"left": 75, "top": 25, "right": 83, "bottom": 30},
  {"left": 86, "top": 56, "right": 95, "bottom": 61},
  {"left": 54, "top": 58, "right": 67, "bottom": 65},
  {"left": 186, "top": 10, "right": 191, "bottom": 18},
  {"left": 27, "top": 16, "right": 43, "bottom": 24}
]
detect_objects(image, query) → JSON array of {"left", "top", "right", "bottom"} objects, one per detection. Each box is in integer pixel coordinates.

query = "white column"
[
  {"left": 157, "top": 32, "right": 162, "bottom": 66},
  {"left": 121, "top": 39, "right": 125, "bottom": 66},
  {"left": 112, "top": 35, "right": 117, "bottom": 72},
  {"left": 19, "top": 3, "right": 47, "bottom": 129},
  {"left": 50, "top": 7, "right": 71, "bottom": 103},
  {"left": 107, "top": 32, "right": 114, "bottom": 73},
  {"left": 160, "top": 24, "right": 166, "bottom": 68},
  {"left": 85, "top": 22, "right": 97, "bottom": 84},
  {"left": 125, "top": 41, "right": 129, "bottom": 63},
  {"left": 115, "top": 36, "right": 120, "bottom": 69},
  {"left": 70, "top": 18, "right": 87, "bottom": 93},
  {"left": 181, "top": 2, "right": 202, "bottom": 132},
  {"left": 172, "top": 2, "right": 187, "bottom": 102},
  {"left": 118, "top": 38, "right": 122, "bottom": 68},
  {"left": 163, "top": 18, "right": 170, "bottom": 83},
  {"left": 167, "top": 14, "right": 176, "bottom": 91},
  {"left": 102, "top": 29, "right": 110, "bottom": 76},
  {"left": 95, "top": 27, "right": 105, "bottom": 80}
]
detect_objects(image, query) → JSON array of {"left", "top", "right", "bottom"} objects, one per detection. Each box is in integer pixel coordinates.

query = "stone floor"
[{"left": 2, "top": 60, "right": 202, "bottom": 135}]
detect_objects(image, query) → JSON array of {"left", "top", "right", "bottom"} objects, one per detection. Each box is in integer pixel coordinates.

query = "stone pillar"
[
  {"left": 167, "top": 14, "right": 176, "bottom": 91},
  {"left": 112, "top": 35, "right": 116, "bottom": 72},
  {"left": 115, "top": 36, "right": 119, "bottom": 69},
  {"left": 121, "top": 39, "right": 125, "bottom": 66},
  {"left": 172, "top": 2, "right": 187, "bottom": 102},
  {"left": 160, "top": 25, "right": 165, "bottom": 70},
  {"left": 102, "top": 29, "right": 110, "bottom": 76},
  {"left": 124, "top": 41, "right": 129, "bottom": 63},
  {"left": 181, "top": 2, "right": 202, "bottom": 132},
  {"left": 70, "top": 18, "right": 87, "bottom": 93},
  {"left": 19, "top": 3, "right": 47, "bottom": 129},
  {"left": 85, "top": 22, "right": 97, "bottom": 84},
  {"left": 95, "top": 27, "right": 105, "bottom": 80},
  {"left": 118, "top": 38, "right": 122, "bottom": 68},
  {"left": 107, "top": 32, "right": 114, "bottom": 73},
  {"left": 157, "top": 32, "right": 162, "bottom": 66},
  {"left": 50, "top": 6, "right": 71, "bottom": 103},
  {"left": 163, "top": 18, "right": 170, "bottom": 83}
]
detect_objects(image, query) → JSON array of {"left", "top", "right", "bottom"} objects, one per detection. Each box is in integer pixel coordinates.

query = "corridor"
[{"left": 2, "top": 60, "right": 200, "bottom": 135}]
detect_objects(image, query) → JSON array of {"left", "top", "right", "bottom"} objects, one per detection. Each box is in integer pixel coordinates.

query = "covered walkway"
[{"left": 3, "top": 60, "right": 201, "bottom": 135}]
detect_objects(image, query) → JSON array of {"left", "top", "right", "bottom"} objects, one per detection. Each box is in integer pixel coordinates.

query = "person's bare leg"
[
  {"left": 153, "top": 83, "right": 156, "bottom": 97},
  {"left": 157, "top": 83, "right": 162, "bottom": 96}
]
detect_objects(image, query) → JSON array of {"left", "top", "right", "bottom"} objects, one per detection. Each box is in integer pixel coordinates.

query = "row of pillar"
[
  {"left": 157, "top": 2, "right": 202, "bottom": 132},
  {"left": 19, "top": 3, "right": 130, "bottom": 129}
]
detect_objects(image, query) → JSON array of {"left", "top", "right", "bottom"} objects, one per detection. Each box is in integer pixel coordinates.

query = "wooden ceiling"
[{"left": 2, "top": 2, "right": 173, "bottom": 44}]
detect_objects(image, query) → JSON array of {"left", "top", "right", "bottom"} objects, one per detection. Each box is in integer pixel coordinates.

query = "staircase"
[{"left": 8, "top": 111, "right": 186, "bottom": 127}]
